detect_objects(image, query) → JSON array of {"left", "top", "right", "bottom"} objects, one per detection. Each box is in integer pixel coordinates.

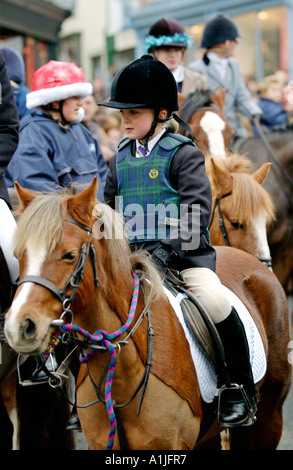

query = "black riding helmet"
[
  {"left": 99, "top": 55, "right": 182, "bottom": 150},
  {"left": 100, "top": 54, "right": 178, "bottom": 112},
  {"left": 99, "top": 55, "right": 194, "bottom": 150},
  {"left": 201, "top": 13, "right": 244, "bottom": 49}
]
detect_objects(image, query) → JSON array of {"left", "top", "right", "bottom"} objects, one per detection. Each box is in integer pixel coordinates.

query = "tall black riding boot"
[{"left": 215, "top": 307, "right": 258, "bottom": 427}]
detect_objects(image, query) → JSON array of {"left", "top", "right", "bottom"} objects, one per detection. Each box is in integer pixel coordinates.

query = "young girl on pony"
[{"left": 101, "top": 55, "right": 257, "bottom": 427}]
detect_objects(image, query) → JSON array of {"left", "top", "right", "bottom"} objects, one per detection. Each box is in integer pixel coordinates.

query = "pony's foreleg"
[{"left": 0, "top": 372, "right": 19, "bottom": 449}]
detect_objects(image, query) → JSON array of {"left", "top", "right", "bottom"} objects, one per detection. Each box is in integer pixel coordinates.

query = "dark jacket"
[
  {"left": 104, "top": 132, "right": 216, "bottom": 271},
  {"left": 0, "top": 47, "right": 30, "bottom": 119},
  {"left": 5, "top": 110, "right": 108, "bottom": 201},
  {"left": 0, "top": 52, "right": 19, "bottom": 207},
  {"left": 254, "top": 97, "right": 289, "bottom": 134}
]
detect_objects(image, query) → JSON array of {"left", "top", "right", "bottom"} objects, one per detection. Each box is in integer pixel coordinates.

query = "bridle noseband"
[
  {"left": 17, "top": 217, "right": 99, "bottom": 309},
  {"left": 209, "top": 195, "right": 272, "bottom": 269}
]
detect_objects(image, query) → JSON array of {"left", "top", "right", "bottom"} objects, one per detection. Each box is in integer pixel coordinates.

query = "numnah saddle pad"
[{"left": 164, "top": 285, "right": 267, "bottom": 403}]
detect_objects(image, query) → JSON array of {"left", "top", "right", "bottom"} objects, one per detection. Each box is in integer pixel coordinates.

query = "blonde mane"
[
  {"left": 93, "top": 202, "right": 164, "bottom": 301},
  {"left": 14, "top": 192, "right": 66, "bottom": 259},
  {"left": 14, "top": 193, "right": 164, "bottom": 302},
  {"left": 206, "top": 153, "right": 275, "bottom": 225}
]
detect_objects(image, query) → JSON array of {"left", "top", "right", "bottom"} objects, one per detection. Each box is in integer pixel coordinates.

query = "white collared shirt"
[
  {"left": 172, "top": 65, "right": 185, "bottom": 84},
  {"left": 136, "top": 129, "right": 166, "bottom": 158},
  {"left": 207, "top": 52, "right": 228, "bottom": 80}
]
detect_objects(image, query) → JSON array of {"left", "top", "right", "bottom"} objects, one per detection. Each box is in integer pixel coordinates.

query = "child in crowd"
[
  {"left": 254, "top": 74, "right": 290, "bottom": 134},
  {"left": 5, "top": 60, "right": 107, "bottom": 201},
  {"left": 82, "top": 93, "right": 115, "bottom": 164},
  {"left": 101, "top": 55, "right": 257, "bottom": 427}
]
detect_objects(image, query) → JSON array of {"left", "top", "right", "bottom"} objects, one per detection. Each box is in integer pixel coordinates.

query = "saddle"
[{"left": 164, "top": 270, "right": 226, "bottom": 380}]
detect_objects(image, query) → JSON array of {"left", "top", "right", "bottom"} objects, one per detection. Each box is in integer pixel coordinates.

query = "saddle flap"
[{"left": 165, "top": 280, "right": 218, "bottom": 365}]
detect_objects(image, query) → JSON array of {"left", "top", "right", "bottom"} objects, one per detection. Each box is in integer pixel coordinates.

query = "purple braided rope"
[{"left": 60, "top": 272, "right": 140, "bottom": 449}]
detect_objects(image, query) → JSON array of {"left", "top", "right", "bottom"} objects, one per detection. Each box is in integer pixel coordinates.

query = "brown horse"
[
  {"left": 233, "top": 131, "right": 293, "bottom": 294},
  {"left": 4, "top": 179, "right": 291, "bottom": 450},
  {"left": 207, "top": 154, "right": 275, "bottom": 267}
]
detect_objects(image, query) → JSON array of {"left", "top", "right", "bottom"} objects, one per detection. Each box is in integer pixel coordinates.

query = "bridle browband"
[
  {"left": 17, "top": 217, "right": 99, "bottom": 306},
  {"left": 209, "top": 194, "right": 272, "bottom": 269}
]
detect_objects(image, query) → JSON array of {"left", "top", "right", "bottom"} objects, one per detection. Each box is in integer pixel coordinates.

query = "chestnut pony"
[
  {"left": 233, "top": 131, "right": 293, "bottom": 294},
  {"left": 4, "top": 179, "right": 291, "bottom": 450},
  {"left": 207, "top": 155, "right": 275, "bottom": 269}
]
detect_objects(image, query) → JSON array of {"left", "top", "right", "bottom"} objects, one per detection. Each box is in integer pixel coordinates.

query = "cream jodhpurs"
[
  {"left": 0, "top": 198, "right": 19, "bottom": 283},
  {"left": 181, "top": 267, "right": 231, "bottom": 324}
]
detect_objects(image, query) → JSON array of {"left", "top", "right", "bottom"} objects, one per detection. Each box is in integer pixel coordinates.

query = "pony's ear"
[
  {"left": 67, "top": 177, "right": 98, "bottom": 226},
  {"left": 212, "top": 87, "right": 226, "bottom": 113},
  {"left": 252, "top": 162, "right": 271, "bottom": 185},
  {"left": 177, "top": 92, "right": 185, "bottom": 109},
  {"left": 210, "top": 158, "right": 233, "bottom": 198},
  {"left": 14, "top": 181, "right": 36, "bottom": 213}
]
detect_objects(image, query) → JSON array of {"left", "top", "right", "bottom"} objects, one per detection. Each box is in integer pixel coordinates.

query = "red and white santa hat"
[{"left": 26, "top": 60, "right": 93, "bottom": 110}]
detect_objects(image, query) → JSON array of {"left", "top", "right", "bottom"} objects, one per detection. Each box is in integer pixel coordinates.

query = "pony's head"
[
  {"left": 4, "top": 179, "right": 104, "bottom": 354},
  {"left": 208, "top": 155, "right": 275, "bottom": 262},
  {"left": 5, "top": 178, "right": 163, "bottom": 355}
]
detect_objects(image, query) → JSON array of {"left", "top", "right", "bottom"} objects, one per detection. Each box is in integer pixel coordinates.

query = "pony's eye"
[
  {"left": 230, "top": 220, "right": 245, "bottom": 230},
  {"left": 61, "top": 251, "right": 78, "bottom": 262}
]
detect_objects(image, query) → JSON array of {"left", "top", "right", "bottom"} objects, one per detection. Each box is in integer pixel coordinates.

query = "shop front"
[{"left": 0, "top": 0, "right": 72, "bottom": 88}]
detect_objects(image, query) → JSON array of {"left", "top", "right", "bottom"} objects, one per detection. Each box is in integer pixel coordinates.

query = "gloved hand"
[{"left": 151, "top": 244, "right": 172, "bottom": 273}]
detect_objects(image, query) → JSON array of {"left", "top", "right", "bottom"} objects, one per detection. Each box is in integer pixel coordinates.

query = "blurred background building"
[{"left": 0, "top": 0, "right": 292, "bottom": 90}]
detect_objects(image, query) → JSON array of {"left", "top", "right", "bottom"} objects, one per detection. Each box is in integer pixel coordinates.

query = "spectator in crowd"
[
  {"left": 145, "top": 17, "right": 207, "bottom": 97},
  {"left": 188, "top": 13, "right": 262, "bottom": 140},
  {"left": 92, "top": 76, "right": 108, "bottom": 102},
  {"left": 0, "top": 46, "right": 30, "bottom": 120},
  {"left": 274, "top": 69, "right": 293, "bottom": 116},
  {"left": 253, "top": 74, "right": 290, "bottom": 135},
  {"left": 95, "top": 112, "right": 123, "bottom": 154},
  {"left": 5, "top": 60, "right": 107, "bottom": 201},
  {"left": 82, "top": 93, "right": 115, "bottom": 163}
]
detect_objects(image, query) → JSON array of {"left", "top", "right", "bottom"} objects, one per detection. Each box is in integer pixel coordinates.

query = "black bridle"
[
  {"left": 209, "top": 195, "right": 272, "bottom": 269},
  {"left": 17, "top": 217, "right": 99, "bottom": 309}
]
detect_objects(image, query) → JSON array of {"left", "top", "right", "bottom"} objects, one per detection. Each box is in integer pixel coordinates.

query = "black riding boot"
[{"left": 215, "top": 307, "right": 258, "bottom": 427}]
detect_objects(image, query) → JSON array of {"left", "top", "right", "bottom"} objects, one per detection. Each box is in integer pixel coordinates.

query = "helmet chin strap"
[
  {"left": 140, "top": 110, "right": 195, "bottom": 152},
  {"left": 140, "top": 109, "right": 162, "bottom": 152}
]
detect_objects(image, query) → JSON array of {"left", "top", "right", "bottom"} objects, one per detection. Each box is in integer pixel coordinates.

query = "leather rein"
[{"left": 209, "top": 194, "right": 272, "bottom": 269}]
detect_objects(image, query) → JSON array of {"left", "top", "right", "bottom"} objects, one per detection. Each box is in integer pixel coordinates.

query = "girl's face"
[
  {"left": 120, "top": 108, "right": 164, "bottom": 142},
  {"left": 153, "top": 47, "right": 184, "bottom": 72},
  {"left": 62, "top": 96, "right": 83, "bottom": 122}
]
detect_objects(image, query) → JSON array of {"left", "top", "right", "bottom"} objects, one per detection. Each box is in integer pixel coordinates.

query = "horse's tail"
[{"left": 130, "top": 249, "right": 165, "bottom": 303}]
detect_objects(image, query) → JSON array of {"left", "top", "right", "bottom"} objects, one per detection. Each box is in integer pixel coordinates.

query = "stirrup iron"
[{"left": 217, "top": 382, "right": 257, "bottom": 427}]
